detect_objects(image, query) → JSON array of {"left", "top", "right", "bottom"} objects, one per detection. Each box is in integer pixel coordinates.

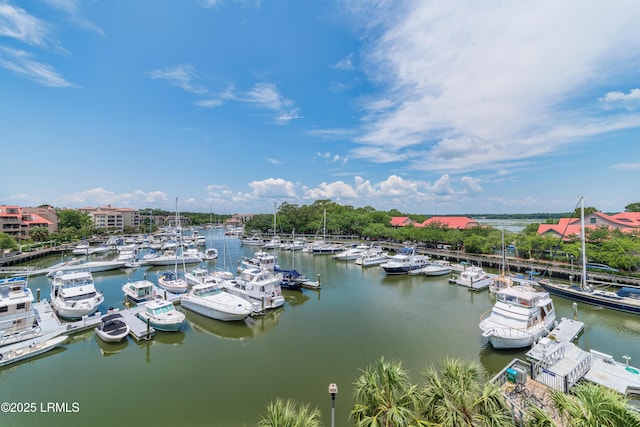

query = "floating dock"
[{"left": 525, "top": 317, "right": 640, "bottom": 396}]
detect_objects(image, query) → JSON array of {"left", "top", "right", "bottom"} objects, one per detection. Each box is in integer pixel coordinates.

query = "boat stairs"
[{"left": 491, "top": 317, "right": 640, "bottom": 423}]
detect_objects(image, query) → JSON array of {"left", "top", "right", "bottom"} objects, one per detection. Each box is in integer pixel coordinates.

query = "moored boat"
[
  {"left": 136, "top": 299, "right": 185, "bottom": 332},
  {"left": 454, "top": 266, "right": 492, "bottom": 291},
  {"left": 157, "top": 271, "right": 189, "bottom": 294},
  {"left": 95, "top": 312, "right": 130, "bottom": 343},
  {"left": 479, "top": 284, "right": 556, "bottom": 349},
  {"left": 0, "top": 277, "right": 41, "bottom": 345},
  {"left": 50, "top": 271, "right": 104, "bottom": 319},
  {"left": 380, "top": 248, "right": 429, "bottom": 274},
  {"left": 354, "top": 246, "right": 388, "bottom": 266},
  {"left": 180, "top": 282, "right": 254, "bottom": 322}
]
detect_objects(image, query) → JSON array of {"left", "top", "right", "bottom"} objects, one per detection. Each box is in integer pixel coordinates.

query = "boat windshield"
[{"left": 195, "top": 287, "right": 222, "bottom": 297}]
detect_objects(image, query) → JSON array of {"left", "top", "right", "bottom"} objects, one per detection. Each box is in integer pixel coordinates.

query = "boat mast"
[{"left": 580, "top": 196, "right": 587, "bottom": 290}]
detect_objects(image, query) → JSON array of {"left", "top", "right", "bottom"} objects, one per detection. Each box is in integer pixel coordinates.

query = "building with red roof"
[
  {"left": 0, "top": 205, "right": 54, "bottom": 239},
  {"left": 419, "top": 216, "right": 479, "bottom": 229},
  {"left": 537, "top": 211, "right": 640, "bottom": 238},
  {"left": 390, "top": 216, "right": 415, "bottom": 227}
]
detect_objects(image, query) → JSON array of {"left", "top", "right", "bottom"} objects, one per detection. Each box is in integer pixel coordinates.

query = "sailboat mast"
[{"left": 580, "top": 196, "right": 587, "bottom": 289}]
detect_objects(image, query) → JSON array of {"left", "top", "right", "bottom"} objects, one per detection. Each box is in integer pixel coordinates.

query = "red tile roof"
[
  {"left": 421, "top": 216, "right": 479, "bottom": 229},
  {"left": 390, "top": 216, "right": 414, "bottom": 227}
]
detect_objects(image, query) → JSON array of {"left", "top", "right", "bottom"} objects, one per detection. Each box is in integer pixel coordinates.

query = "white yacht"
[
  {"left": 409, "top": 260, "right": 452, "bottom": 276},
  {"left": 455, "top": 266, "right": 492, "bottom": 290},
  {"left": 222, "top": 268, "right": 285, "bottom": 310},
  {"left": 157, "top": 271, "right": 189, "bottom": 294},
  {"left": 354, "top": 246, "right": 388, "bottom": 266},
  {"left": 380, "top": 248, "right": 429, "bottom": 274},
  {"left": 0, "top": 277, "right": 40, "bottom": 345},
  {"left": 50, "top": 271, "right": 104, "bottom": 319},
  {"left": 240, "top": 234, "right": 263, "bottom": 246},
  {"left": 332, "top": 244, "right": 370, "bottom": 261},
  {"left": 185, "top": 267, "right": 210, "bottom": 286},
  {"left": 122, "top": 279, "right": 159, "bottom": 304},
  {"left": 479, "top": 284, "right": 556, "bottom": 349},
  {"left": 180, "top": 282, "right": 254, "bottom": 322},
  {"left": 136, "top": 299, "right": 185, "bottom": 332},
  {"left": 203, "top": 247, "right": 218, "bottom": 260},
  {"left": 239, "top": 250, "right": 278, "bottom": 271}
]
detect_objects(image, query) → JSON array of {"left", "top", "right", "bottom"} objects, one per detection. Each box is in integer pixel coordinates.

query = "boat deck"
[{"left": 119, "top": 308, "right": 155, "bottom": 341}]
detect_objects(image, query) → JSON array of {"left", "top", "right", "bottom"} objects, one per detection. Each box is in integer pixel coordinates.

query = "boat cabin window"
[
  {"left": 16, "top": 303, "right": 26, "bottom": 310},
  {"left": 0, "top": 306, "right": 7, "bottom": 313}
]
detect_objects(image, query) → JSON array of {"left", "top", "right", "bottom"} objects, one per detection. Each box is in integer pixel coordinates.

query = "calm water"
[{"left": 1, "top": 230, "right": 639, "bottom": 426}]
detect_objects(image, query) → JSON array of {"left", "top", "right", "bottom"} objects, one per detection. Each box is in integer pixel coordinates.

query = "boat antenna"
[
  {"left": 539, "top": 197, "right": 582, "bottom": 280},
  {"left": 579, "top": 196, "right": 587, "bottom": 290}
]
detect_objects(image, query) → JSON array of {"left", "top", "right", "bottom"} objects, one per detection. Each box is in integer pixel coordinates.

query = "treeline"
[{"left": 242, "top": 200, "right": 640, "bottom": 273}]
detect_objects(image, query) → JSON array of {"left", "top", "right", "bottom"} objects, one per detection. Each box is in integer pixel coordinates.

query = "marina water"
[{"left": 1, "top": 229, "right": 639, "bottom": 426}]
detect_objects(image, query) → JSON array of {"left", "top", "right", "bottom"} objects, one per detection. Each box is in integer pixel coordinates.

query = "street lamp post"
[{"left": 328, "top": 383, "right": 338, "bottom": 427}]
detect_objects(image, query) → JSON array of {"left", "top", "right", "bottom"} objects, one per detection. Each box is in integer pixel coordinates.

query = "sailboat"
[
  {"left": 308, "top": 208, "right": 342, "bottom": 254},
  {"left": 537, "top": 196, "right": 640, "bottom": 315},
  {"left": 157, "top": 198, "right": 190, "bottom": 294},
  {"left": 489, "top": 227, "right": 513, "bottom": 293}
]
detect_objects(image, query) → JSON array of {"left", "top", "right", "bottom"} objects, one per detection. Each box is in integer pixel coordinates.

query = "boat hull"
[
  {"left": 539, "top": 282, "right": 640, "bottom": 315},
  {"left": 181, "top": 298, "right": 251, "bottom": 322}
]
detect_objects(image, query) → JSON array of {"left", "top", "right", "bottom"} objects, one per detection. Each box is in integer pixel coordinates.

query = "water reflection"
[
  {"left": 184, "top": 308, "right": 283, "bottom": 340},
  {"left": 95, "top": 335, "right": 129, "bottom": 357}
]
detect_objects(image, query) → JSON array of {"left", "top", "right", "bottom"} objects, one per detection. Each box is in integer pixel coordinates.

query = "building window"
[{"left": 590, "top": 218, "right": 596, "bottom": 224}]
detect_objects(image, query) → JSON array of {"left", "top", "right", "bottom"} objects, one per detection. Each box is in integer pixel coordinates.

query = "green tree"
[
  {"left": 351, "top": 357, "right": 423, "bottom": 427},
  {"left": 29, "top": 226, "right": 49, "bottom": 242},
  {"left": 57, "top": 209, "right": 92, "bottom": 230},
  {"left": 258, "top": 398, "right": 322, "bottom": 427},
  {"left": 420, "top": 358, "right": 514, "bottom": 427},
  {"left": 525, "top": 382, "right": 640, "bottom": 427},
  {"left": 625, "top": 202, "right": 640, "bottom": 212},
  {"left": 0, "top": 232, "right": 19, "bottom": 251}
]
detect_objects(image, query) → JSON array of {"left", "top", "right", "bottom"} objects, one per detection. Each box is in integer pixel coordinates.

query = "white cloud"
[
  {"left": 333, "top": 53, "right": 355, "bottom": 71},
  {"left": 612, "top": 162, "right": 640, "bottom": 170},
  {"left": 40, "top": 0, "right": 105, "bottom": 35},
  {"left": 345, "top": 1, "right": 640, "bottom": 173},
  {"left": 147, "top": 64, "right": 208, "bottom": 95},
  {"left": 0, "top": 3, "right": 50, "bottom": 46},
  {"left": 248, "top": 178, "right": 297, "bottom": 198},
  {"left": 244, "top": 83, "right": 301, "bottom": 124},
  {"left": 600, "top": 88, "right": 640, "bottom": 110},
  {"left": 0, "top": 46, "right": 75, "bottom": 87}
]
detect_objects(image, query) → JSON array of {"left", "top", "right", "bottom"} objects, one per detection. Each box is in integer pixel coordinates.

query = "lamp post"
[{"left": 328, "top": 383, "right": 338, "bottom": 427}]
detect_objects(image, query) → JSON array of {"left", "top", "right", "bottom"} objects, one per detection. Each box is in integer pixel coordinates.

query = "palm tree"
[
  {"left": 258, "top": 398, "right": 322, "bottom": 427},
  {"left": 420, "top": 358, "right": 514, "bottom": 427},
  {"left": 526, "top": 382, "right": 640, "bottom": 427},
  {"left": 351, "top": 356, "right": 424, "bottom": 427}
]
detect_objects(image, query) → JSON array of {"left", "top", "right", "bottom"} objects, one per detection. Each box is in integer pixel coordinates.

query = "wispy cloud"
[
  {"left": 58, "top": 188, "right": 169, "bottom": 207},
  {"left": 194, "top": 85, "right": 235, "bottom": 108},
  {"left": 147, "top": 64, "right": 208, "bottom": 94},
  {"left": 0, "top": 2, "right": 50, "bottom": 46},
  {"left": 40, "top": 0, "right": 105, "bottom": 35},
  {"left": 333, "top": 53, "right": 355, "bottom": 71},
  {"left": 612, "top": 162, "right": 640, "bottom": 170},
  {"left": 0, "top": 46, "right": 75, "bottom": 87},
  {"left": 344, "top": 1, "right": 640, "bottom": 174},
  {"left": 244, "top": 83, "right": 302, "bottom": 124}
]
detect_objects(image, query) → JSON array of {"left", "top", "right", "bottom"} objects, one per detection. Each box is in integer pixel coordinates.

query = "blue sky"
[{"left": 2, "top": 0, "right": 640, "bottom": 215}]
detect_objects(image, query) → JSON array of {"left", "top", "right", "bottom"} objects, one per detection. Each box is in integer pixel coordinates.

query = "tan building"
[
  {"left": 78, "top": 205, "right": 141, "bottom": 232},
  {"left": 0, "top": 205, "right": 55, "bottom": 239}
]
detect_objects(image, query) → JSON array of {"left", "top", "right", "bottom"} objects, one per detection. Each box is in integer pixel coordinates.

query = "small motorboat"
[
  {"left": 137, "top": 299, "right": 185, "bottom": 332},
  {"left": 95, "top": 312, "right": 130, "bottom": 343}
]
